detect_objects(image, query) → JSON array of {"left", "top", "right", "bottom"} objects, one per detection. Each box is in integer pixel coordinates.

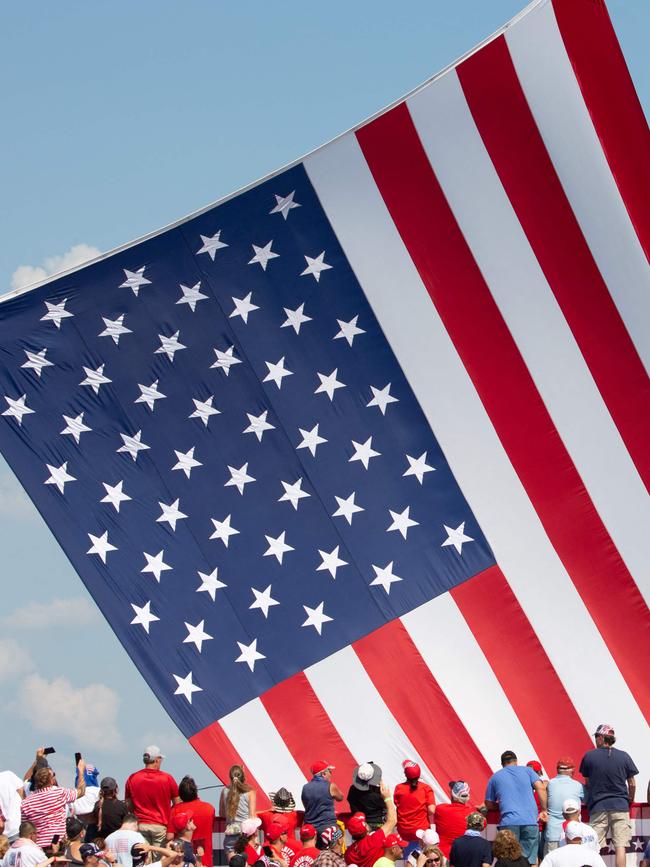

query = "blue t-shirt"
[
  {"left": 546, "top": 776, "right": 584, "bottom": 841},
  {"left": 579, "top": 747, "right": 638, "bottom": 812},
  {"left": 485, "top": 765, "right": 539, "bottom": 826}
]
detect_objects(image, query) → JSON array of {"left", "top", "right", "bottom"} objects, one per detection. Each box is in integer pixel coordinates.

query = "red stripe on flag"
[
  {"left": 190, "top": 721, "right": 271, "bottom": 809},
  {"left": 353, "top": 617, "right": 491, "bottom": 795},
  {"left": 451, "top": 566, "right": 591, "bottom": 769},
  {"left": 356, "top": 103, "right": 650, "bottom": 721},
  {"left": 456, "top": 35, "right": 650, "bottom": 490},
  {"left": 551, "top": 0, "right": 650, "bottom": 260},
  {"left": 260, "top": 671, "right": 357, "bottom": 800}
]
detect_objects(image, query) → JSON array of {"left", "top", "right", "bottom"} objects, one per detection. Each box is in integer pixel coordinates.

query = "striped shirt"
[{"left": 20, "top": 786, "right": 78, "bottom": 846}]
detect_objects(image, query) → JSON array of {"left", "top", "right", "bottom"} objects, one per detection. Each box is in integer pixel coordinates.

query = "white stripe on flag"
[
  {"left": 305, "top": 133, "right": 650, "bottom": 776},
  {"left": 406, "top": 69, "right": 650, "bottom": 607},
  {"left": 505, "top": 0, "right": 650, "bottom": 376}
]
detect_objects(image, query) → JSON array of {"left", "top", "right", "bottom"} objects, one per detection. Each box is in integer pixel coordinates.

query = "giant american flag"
[{"left": 0, "top": 0, "right": 648, "bottom": 806}]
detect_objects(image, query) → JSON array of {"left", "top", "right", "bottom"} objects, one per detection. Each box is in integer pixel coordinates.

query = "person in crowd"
[
  {"left": 79, "top": 842, "right": 115, "bottom": 867},
  {"left": 344, "top": 781, "right": 396, "bottom": 867},
  {"left": 544, "top": 761, "right": 583, "bottom": 857},
  {"left": 170, "top": 813, "right": 203, "bottom": 867},
  {"left": 2, "top": 821, "right": 50, "bottom": 867},
  {"left": 65, "top": 817, "right": 86, "bottom": 866},
  {"left": 418, "top": 844, "right": 446, "bottom": 867},
  {"left": 578, "top": 724, "right": 638, "bottom": 867},
  {"left": 220, "top": 767, "right": 257, "bottom": 859},
  {"left": 302, "top": 764, "right": 344, "bottom": 843},
  {"left": 372, "top": 833, "right": 407, "bottom": 867},
  {"left": 168, "top": 777, "right": 214, "bottom": 867},
  {"left": 484, "top": 751, "right": 547, "bottom": 866},
  {"left": 265, "top": 821, "right": 299, "bottom": 865},
  {"left": 289, "top": 825, "right": 319, "bottom": 867},
  {"left": 0, "top": 840, "right": 9, "bottom": 861},
  {"left": 493, "top": 830, "right": 529, "bottom": 867},
  {"left": 525, "top": 763, "right": 547, "bottom": 863},
  {"left": 538, "top": 822, "right": 606, "bottom": 867},
  {"left": 393, "top": 762, "right": 435, "bottom": 860},
  {"left": 556, "top": 802, "right": 598, "bottom": 852},
  {"left": 231, "top": 818, "right": 262, "bottom": 865},
  {"left": 21, "top": 757, "right": 86, "bottom": 847},
  {"left": 104, "top": 813, "right": 146, "bottom": 867},
  {"left": 347, "top": 765, "right": 385, "bottom": 831},
  {"left": 433, "top": 783, "right": 474, "bottom": 858},
  {"left": 259, "top": 790, "right": 299, "bottom": 841},
  {"left": 406, "top": 831, "right": 441, "bottom": 867},
  {"left": 125, "top": 747, "right": 179, "bottom": 849},
  {"left": 96, "top": 779, "right": 128, "bottom": 842},
  {"left": 22, "top": 753, "right": 53, "bottom": 799},
  {"left": 448, "top": 813, "right": 492, "bottom": 867},
  {"left": 0, "top": 770, "right": 25, "bottom": 840},
  {"left": 313, "top": 827, "right": 344, "bottom": 867}
]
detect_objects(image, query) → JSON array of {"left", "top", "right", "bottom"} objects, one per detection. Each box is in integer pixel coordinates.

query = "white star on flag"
[
  {"left": 101, "top": 480, "right": 131, "bottom": 512},
  {"left": 60, "top": 413, "right": 91, "bottom": 444},
  {"left": 349, "top": 436, "right": 380, "bottom": 470},
  {"left": 130, "top": 601, "right": 159, "bottom": 633},
  {"left": 404, "top": 452, "right": 435, "bottom": 484},
  {"left": 370, "top": 561, "right": 403, "bottom": 594},
  {"left": 155, "top": 331, "right": 186, "bottom": 361},
  {"left": 332, "top": 492, "right": 364, "bottom": 525},
  {"left": 264, "top": 530, "right": 293, "bottom": 564},
  {"left": 282, "top": 303, "right": 312, "bottom": 334},
  {"left": 117, "top": 430, "right": 150, "bottom": 461},
  {"left": 173, "top": 671, "right": 202, "bottom": 703},
  {"left": 315, "top": 368, "right": 346, "bottom": 400},
  {"left": 190, "top": 395, "right": 220, "bottom": 426},
  {"left": 196, "top": 567, "right": 227, "bottom": 601},
  {"left": 367, "top": 383, "right": 399, "bottom": 414},
  {"left": 230, "top": 292, "right": 259, "bottom": 324},
  {"left": 80, "top": 364, "right": 111, "bottom": 394},
  {"left": 100, "top": 315, "right": 131, "bottom": 345},
  {"left": 211, "top": 345, "right": 242, "bottom": 375},
  {"left": 244, "top": 410, "right": 275, "bottom": 442},
  {"left": 387, "top": 506, "right": 419, "bottom": 540},
  {"left": 141, "top": 550, "right": 172, "bottom": 582},
  {"left": 279, "top": 478, "right": 310, "bottom": 510},
  {"left": 334, "top": 315, "right": 365, "bottom": 346},
  {"left": 177, "top": 282, "right": 208, "bottom": 311},
  {"left": 235, "top": 638, "right": 265, "bottom": 672},
  {"left": 120, "top": 266, "right": 151, "bottom": 296},
  {"left": 2, "top": 394, "right": 34, "bottom": 425},
  {"left": 172, "top": 447, "right": 202, "bottom": 478},
  {"left": 317, "top": 545, "right": 348, "bottom": 579},
  {"left": 225, "top": 462, "right": 256, "bottom": 495},
  {"left": 183, "top": 619, "right": 213, "bottom": 652},
  {"left": 248, "top": 241, "right": 279, "bottom": 270},
  {"left": 270, "top": 191, "right": 300, "bottom": 219},
  {"left": 250, "top": 585, "right": 280, "bottom": 618},
  {"left": 44, "top": 461, "right": 76, "bottom": 494},
  {"left": 301, "top": 251, "right": 332, "bottom": 282},
  {"left": 156, "top": 499, "right": 187, "bottom": 531},
  {"left": 197, "top": 230, "right": 228, "bottom": 260},
  {"left": 441, "top": 521, "right": 475, "bottom": 555},
  {"left": 87, "top": 531, "right": 117, "bottom": 563},
  {"left": 210, "top": 514, "right": 239, "bottom": 547},
  {"left": 302, "top": 601, "right": 333, "bottom": 634},
  {"left": 41, "top": 299, "right": 73, "bottom": 329},
  {"left": 22, "top": 348, "right": 54, "bottom": 377},
  {"left": 263, "top": 356, "right": 293, "bottom": 389},
  {"left": 297, "top": 423, "right": 327, "bottom": 456},
  {"left": 135, "top": 380, "right": 166, "bottom": 411}
]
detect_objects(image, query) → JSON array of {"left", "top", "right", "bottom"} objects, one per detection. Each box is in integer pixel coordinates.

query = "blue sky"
[{"left": 0, "top": 0, "right": 648, "bottom": 795}]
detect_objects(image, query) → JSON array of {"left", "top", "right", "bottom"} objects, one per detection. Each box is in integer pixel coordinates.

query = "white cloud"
[
  {"left": 0, "top": 638, "right": 34, "bottom": 682},
  {"left": 10, "top": 243, "right": 101, "bottom": 291},
  {"left": 18, "top": 674, "right": 123, "bottom": 751},
  {"left": 0, "top": 469, "right": 34, "bottom": 518},
  {"left": 5, "top": 597, "right": 99, "bottom": 630}
]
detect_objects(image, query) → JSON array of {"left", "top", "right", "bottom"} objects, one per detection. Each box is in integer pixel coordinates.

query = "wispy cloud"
[
  {"left": 10, "top": 243, "right": 101, "bottom": 291},
  {"left": 0, "top": 638, "right": 34, "bottom": 682},
  {"left": 0, "top": 467, "right": 36, "bottom": 518},
  {"left": 4, "top": 597, "right": 99, "bottom": 630},
  {"left": 139, "top": 729, "right": 187, "bottom": 757}
]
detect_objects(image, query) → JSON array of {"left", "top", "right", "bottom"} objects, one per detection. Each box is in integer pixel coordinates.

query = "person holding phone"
[{"left": 21, "top": 754, "right": 86, "bottom": 847}]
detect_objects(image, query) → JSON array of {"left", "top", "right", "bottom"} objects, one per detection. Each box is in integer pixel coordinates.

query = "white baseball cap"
[
  {"left": 565, "top": 821, "right": 583, "bottom": 841},
  {"left": 144, "top": 745, "right": 166, "bottom": 759},
  {"left": 562, "top": 798, "right": 581, "bottom": 814},
  {"left": 416, "top": 830, "right": 440, "bottom": 846}
]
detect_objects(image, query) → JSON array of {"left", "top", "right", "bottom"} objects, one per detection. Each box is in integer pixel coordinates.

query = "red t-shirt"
[
  {"left": 245, "top": 843, "right": 263, "bottom": 864},
  {"left": 433, "top": 803, "right": 473, "bottom": 857},
  {"left": 125, "top": 768, "right": 179, "bottom": 826},
  {"left": 168, "top": 799, "right": 216, "bottom": 867},
  {"left": 393, "top": 782, "right": 435, "bottom": 841},
  {"left": 281, "top": 839, "right": 302, "bottom": 863},
  {"left": 290, "top": 847, "right": 320, "bottom": 867},
  {"left": 344, "top": 829, "right": 386, "bottom": 867},
  {"left": 259, "top": 811, "right": 301, "bottom": 840}
]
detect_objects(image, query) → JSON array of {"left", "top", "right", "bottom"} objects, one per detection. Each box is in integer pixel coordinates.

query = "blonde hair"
[
  {"left": 0, "top": 837, "right": 10, "bottom": 859},
  {"left": 493, "top": 830, "right": 522, "bottom": 861},
  {"left": 423, "top": 846, "right": 446, "bottom": 867},
  {"left": 225, "top": 765, "right": 251, "bottom": 821}
]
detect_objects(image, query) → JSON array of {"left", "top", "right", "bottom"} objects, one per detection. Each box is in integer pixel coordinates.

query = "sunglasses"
[{"left": 426, "top": 859, "right": 441, "bottom": 864}]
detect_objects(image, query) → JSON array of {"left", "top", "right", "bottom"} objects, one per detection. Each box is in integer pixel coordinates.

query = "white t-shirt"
[
  {"left": 2, "top": 840, "right": 48, "bottom": 867},
  {"left": 70, "top": 787, "right": 99, "bottom": 817},
  {"left": 0, "top": 771, "right": 25, "bottom": 838},
  {"left": 558, "top": 823, "right": 600, "bottom": 852},
  {"left": 541, "top": 843, "right": 606, "bottom": 867},
  {"left": 105, "top": 829, "right": 147, "bottom": 867}
]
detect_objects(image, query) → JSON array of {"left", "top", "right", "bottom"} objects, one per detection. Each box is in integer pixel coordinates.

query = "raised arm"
[
  {"left": 379, "top": 781, "right": 397, "bottom": 835},
  {"left": 75, "top": 759, "right": 87, "bottom": 798},
  {"left": 24, "top": 747, "right": 45, "bottom": 784}
]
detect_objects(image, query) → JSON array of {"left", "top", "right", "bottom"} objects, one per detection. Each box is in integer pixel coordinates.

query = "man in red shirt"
[
  {"left": 266, "top": 821, "right": 302, "bottom": 865},
  {"left": 345, "top": 782, "right": 396, "bottom": 867},
  {"left": 125, "top": 745, "right": 179, "bottom": 847},
  {"left": 167, "top": 777, "right": 215, "bottom": 867},
  {"left": 393, "top": 762, "right": 435, "bottom": 859},
  {"left": 290, "top": 825, "right": 319, "bottom": 867}
]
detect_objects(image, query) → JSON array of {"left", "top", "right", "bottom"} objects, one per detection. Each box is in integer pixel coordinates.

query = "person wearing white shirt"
[
  {"left": 105, "top": 814, "right": 147, "bottom": 867},
  {"left": 0, "top": 772, "right": 25, "bottom": 840},
  {"left": 540, "top": 822, "right": 606, "bottom": 867}
]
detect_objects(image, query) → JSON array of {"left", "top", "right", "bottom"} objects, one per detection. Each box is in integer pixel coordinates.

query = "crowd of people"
[{"left": 0, "top": 724, "right": 646, "bottom": 867}]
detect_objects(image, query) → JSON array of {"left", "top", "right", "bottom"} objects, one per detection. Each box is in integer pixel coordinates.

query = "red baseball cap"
[
  {"left": 527, "top": 760, "right": 543, "bottom": 774},
  {"left": 300, "top": 824, "right": 317, "bottom": 841},
  {"left": 347, "top": 813, "right": 368, "bottom": 836},
  {"left": 384, "top": 834, "right": 408, "bottom": 849},
  {"left": 403, "top": 760, "right": 421, "bottom": 780},
  {"left": 311, "top": 760, "right": 335, "bottom": 775},
  {"left": 556, "top": 756, "right": 575, "bottom": 769},
  {"left": 171, "top": 812, "right": 190, "bottom": 832},
  {"left": 266, "top": 822, "right": 287, "bottom": 842}
]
